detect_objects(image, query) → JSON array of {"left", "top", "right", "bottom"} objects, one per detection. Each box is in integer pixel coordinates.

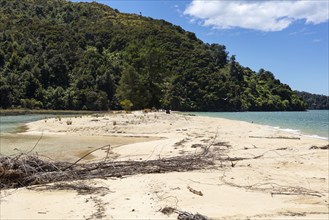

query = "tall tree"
[
  {"left": 116, "top": 65, "right": 149, "bottom": 109},
  {"left": 140, "top": 45, "right": 165, "bottom": 108}
]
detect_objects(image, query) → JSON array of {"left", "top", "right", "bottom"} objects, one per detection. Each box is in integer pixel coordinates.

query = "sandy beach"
[{"left": 1, "top": 111, "right": 328, "bottom": 219}]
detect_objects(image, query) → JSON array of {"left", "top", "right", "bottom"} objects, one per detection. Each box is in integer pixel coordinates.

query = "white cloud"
[
  {"left": 184, "top": 0, "right": 329, "bottom": 32},
  {"left": 312, "top": 39, "right": 321, "bottom": 43}
]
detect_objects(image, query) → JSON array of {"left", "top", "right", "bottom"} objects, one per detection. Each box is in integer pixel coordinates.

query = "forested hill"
[
  {"left": 295, "top": 91, "right": 329, "bottom": 110},
  {"left": 0, "top": 0, "right": 306, "bottom": 111}
]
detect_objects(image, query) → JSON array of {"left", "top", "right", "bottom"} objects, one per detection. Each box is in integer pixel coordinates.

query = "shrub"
[{"left": 120, "top": 99, "right": 133, "bottom": 111}]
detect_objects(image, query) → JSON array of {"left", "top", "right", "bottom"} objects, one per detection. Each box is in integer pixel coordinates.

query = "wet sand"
[{"left": 1, "top": 133, "right": 159, "bottom": 162}]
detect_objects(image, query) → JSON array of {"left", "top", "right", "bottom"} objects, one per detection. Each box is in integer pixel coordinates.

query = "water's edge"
[
  {"left": 1, "top": 111, "right": 328, "bottom": 140},
  {"left": 188, "top": 110, "right": 329, "bottom": 140}
]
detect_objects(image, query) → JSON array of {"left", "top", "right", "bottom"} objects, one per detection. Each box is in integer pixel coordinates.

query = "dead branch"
[
  {"left": 187, "top": 186, "right": 203, "bottom": 196},
  {"left": 63, "top": 144, "right": 111, "bottom": 170},
  {"left": 201, "top": 127, "right": 219, "bottom": 156},
  {"left": 26, "top": 131, "right": 44, "bottom": 154},
  {"left": 160, "top": 207, "right": 211, "bottom": 220},
  {"left": 218, "top": 173, "right": 323, "bottom": 198},
  {"left": 28, "top": 182, "right": 111, "bottom": 195},
  {"left": 177, "top": 211, "right": 210, "bottom": 220},
  {"left": 309, "top": 145, "right": 329, "bottom": 150},
  {"left": 0, "top": 131, "right": 267, "bottom": 190},
  {"left": 0, "top": 150, "right": 215, "bottom": 189}
]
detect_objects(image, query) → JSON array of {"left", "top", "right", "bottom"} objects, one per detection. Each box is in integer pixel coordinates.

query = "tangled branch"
[{"left": 0, "top": 149, "right": 215, "bottom": 189}]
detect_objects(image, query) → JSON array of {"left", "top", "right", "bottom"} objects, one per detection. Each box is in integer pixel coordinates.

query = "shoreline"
[
  {"left": 272, "top": 126, "right": 328, "bottom": 141},
  {"left": 1, "top": 111, "right": 328, "bottom": 219},
  {"left": 2, "top": 110, "right": 327, "bottom": 139},
  {"left": 0, "top": 109, "right": 106, "bottom": 116},
  {"left": 189, "top": 110, "right": 329, "bottom": 140}
]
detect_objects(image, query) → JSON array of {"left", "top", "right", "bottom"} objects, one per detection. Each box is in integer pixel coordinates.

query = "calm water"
[
  {"left": 191, "top": 110, "right": 329, "bottom": 139},
  {"left": 0, "top": 114, "right": 53, "bottom": 133},
  {"left": 1, "top": 111, "right": 328, "bottom": 139}
]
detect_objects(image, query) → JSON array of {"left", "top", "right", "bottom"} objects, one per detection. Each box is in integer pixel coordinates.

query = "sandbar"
[{"left": 1, "top": 111, "right": 328, "bottom": 219}]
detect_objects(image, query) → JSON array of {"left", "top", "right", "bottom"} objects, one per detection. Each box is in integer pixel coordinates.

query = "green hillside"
[
  {"left": 295, "top": 91, "right": 328, "bottom": 110},
  {"left": 0, "top": 0, "right": 306, "bottom": 111}
]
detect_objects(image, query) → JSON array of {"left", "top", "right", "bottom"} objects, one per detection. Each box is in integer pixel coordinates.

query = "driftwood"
[
  {"left": 0, "top": 150, "right": 215, "bottom": 189},
  {"left": 309, "top": 145, "right": 329, "bottom": 150},
  {"left": 187, "top": 186, "right": 203, "bottom": 196},
  {"left": 0, "top": 135, "right": 290, "bottom": 190},
  {"left": 0, "top": 128, "right": 223, "bottom": 190},
  {"left": 160, "top": 207, "right": 210, "bottom": 220}
]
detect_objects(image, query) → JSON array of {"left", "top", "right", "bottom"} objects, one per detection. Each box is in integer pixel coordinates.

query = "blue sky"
[{"left": 71, "top": 0, "right": 329, "bottom": 95}]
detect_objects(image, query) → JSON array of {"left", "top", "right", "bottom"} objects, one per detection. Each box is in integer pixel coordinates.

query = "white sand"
[{"left": 1, "top": 111, "right": 328, "bottom": 219}]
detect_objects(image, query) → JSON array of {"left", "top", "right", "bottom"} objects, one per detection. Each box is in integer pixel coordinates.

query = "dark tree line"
[
  {"left": 295, "top": 91, "right": 328, "bottom": 110},
  {"left": 0, "top": 0, "right": 306, "bottom": 111}
]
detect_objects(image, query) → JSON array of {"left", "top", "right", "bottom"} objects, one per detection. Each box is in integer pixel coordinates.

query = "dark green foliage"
[
  {"left": 116, "top": 65, "right": 149, "bottom": 109},
  {"left": 0, "top": 0, "right": 306, "bottom": 111},
  {"left": 295, "top": 91, "right": 329, "bottom": 110}
]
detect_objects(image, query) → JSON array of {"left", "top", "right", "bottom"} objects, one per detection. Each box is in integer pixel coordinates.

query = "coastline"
[
  {"left": 190, "top": 110, "right": 329, "bottom": 140},
  {"left": 1, "top": 111, "right": 328, "bottom": 219},
  {"left": 268, "top": 126, "right": 328, "bottom": 141},
  {"left": 0, "top": 109, "right": 105, "bottom": 116}
]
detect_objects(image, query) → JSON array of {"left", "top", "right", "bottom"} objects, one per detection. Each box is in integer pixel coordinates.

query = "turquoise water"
[
  {"left": 191, "top": 110, "right": 329, "bottom": 139},
  {"left": 0, "top": 115, "right": 53, "bottom": 133},
  {"left": 1, "top": 111, "right": 328, "bottom": 139}
]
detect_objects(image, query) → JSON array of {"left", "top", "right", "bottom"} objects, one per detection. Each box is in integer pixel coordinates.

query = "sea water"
[
  {"left": 192, "top": 110, "right": 329, "bottom": 139},
  {"left": 0, "top": 114, "right": 52, "bottom": 133},
  {"left": 1, "top": 111, "right": 328, "bottom": 139}
]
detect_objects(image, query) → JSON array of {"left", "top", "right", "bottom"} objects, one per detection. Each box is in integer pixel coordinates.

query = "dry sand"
[{"left": 0, "top": 111, "right": 328, "bottom": 219}]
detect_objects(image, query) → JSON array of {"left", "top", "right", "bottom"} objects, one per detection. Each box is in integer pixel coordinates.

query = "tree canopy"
[
  {"left": 0, "top": 0, "right": 307, "bottom": 111},
  {"left": 295, "top": 91, "right": 328, "bottom": 110}
]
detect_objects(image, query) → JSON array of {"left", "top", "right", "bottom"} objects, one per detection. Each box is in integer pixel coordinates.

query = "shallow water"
[
  {"left": 191, "top": 110, "right": 329, "bottom": 139},
  {"left": 0, "top": 113, "right": 159, "bottom": 159},
  {"left": 0, "top": 114, "right": 54, "bottom": 133},
  {"left": 0, "top": 133, "right": 155, "bottom": 161}
]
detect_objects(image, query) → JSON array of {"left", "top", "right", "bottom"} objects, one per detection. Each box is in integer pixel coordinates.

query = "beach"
[{"left": 1, "top": 111, "right": 328, "bottom": 219}]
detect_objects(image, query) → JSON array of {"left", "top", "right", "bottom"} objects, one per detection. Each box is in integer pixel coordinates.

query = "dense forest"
[
  {"left": 295, "top": 91, "right": 328, "bottom": 110},
  {"left": 0, "top": 0, "right": 306, "bottom": 111}
]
